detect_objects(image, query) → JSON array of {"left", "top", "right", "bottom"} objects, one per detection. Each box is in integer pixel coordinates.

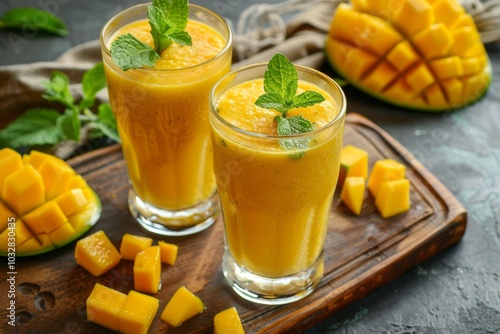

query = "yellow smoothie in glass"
[
  {"left": 100, "top": 3, "right": 232, "bottom": 234},
  {"left": 212, "top": 78, "right": 344, "bottom": 278}
]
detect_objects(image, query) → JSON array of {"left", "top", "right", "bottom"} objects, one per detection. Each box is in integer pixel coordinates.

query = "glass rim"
[
  {"left": 209, "top": 62, "right": 347, "bottom": 140},
  {"left": 99, "top": 2, "right": 233, "bottom": 73}
]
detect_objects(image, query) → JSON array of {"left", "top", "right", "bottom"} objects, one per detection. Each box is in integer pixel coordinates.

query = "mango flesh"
[
  {"left": 340, "top": 176, "right": 366, "bottom": 215},
  {"left": 120, "top": 233, "right": 153, "bottom": 261},
  {"left": 214, "top": 307, "right": 245, "bottom": 334},
  {"left": 74, "top": 230, "right": 121, "bottom": 277},
  {"left": 133, "top": 246, "right": 162, "bottom": 294},
  {"left": 158, "top": 240, "right": 179, "bottom": 265},
  {"left": 375, "top": 179, "right": 411, "bottom": 218},
  {"left": 338, "top": 145, "right": 368, "bottom": 187},
  {"left": 161, "top": 286, "right": 205, "bottom": 327},
  {"left": 325, "top": 0, "right": 491, "bottom": 111},
  {"left": 0, "top": 148, "right": 101, "bottom": 256}
]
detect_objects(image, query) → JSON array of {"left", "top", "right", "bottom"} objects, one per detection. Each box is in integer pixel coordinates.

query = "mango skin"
[{"left": 325, "top": 1, "right": 492, "bottom": 112}]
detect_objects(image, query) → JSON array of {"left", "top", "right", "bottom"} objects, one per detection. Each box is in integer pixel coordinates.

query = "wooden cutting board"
[{"left": 1, "top": 113, "right": 467, "bottom": 334}]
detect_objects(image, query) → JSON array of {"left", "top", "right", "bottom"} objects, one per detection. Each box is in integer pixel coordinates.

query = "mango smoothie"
[
  {"left": 101, "top": 4, "right": 232, "bottom": 234},
  {"left": 210, "top": 63, "right": 346, "bottom": 302}
]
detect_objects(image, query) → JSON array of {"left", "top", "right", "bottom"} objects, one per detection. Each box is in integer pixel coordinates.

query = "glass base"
[
  {"left": 222, "top": 248, "right": 324, "bottom": 305},
  {"left": 128, "top": 188, "right": 219, "bottom": 236}
]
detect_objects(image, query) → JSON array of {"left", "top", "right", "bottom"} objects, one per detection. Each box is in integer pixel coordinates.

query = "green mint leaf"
[
  {"left": 42, "top": 71, "right": 74, "bottom": 108},
  {"left": 0, "top": 7, "right": 68, "bottom": 36},
  {"left": 166, "top": 30, "right": 192, "bottom": 46},
  {"left": 152, "top": 0, "right": 189, "bottom": 31},
  {"left": 148, "top": 5, "right": 173, "bottom": 52},
  {"left": 254, "top": 92, "right": 286, "bottom": 113},
  {"left": 110, "top": 34, "right": 160, "bottom": 71},
  {"left": 93, "top": 103, "right": 121, "bottom": 143},
  {"left": 0, "top": 109, "right": 62, "bottom": 149},
  {"left": 57, "top": 109, "right": 80, "bottom": 141},
  {"left": 292, "top": 91, "right": 325, "bottom": 109},
  {"left": 263, "top": 53, "right": 298, "bottom": 109},
  {"left": 80, "top": 62, "right": 106, "bottom": 109},
  {"left": 275, "top": 116, "right": 312, "bottom": 160}
]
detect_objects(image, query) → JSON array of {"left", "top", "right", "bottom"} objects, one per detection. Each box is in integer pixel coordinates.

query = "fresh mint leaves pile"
[
  {"left": 110, "top": 0, "right": 192, "bottom": 71},
  {"left": 255, "top": 53, "right": 325, "bottom": 159},
  {"left": 0, "top": 62, "right": 120, "bottom": 151}
]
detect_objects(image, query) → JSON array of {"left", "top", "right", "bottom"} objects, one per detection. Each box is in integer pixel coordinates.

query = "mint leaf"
[
  {"left": 80, "top": 62, "right": 106, "bottom": 109},
  {"left": 255, "top": 53, "right": 326, "bottom": 159},
  {"left": 0, "top": 7, "right": 68, "bottom": 36},
  {"left": 57, "top": 109, "right": 80, "bottom": 141},
  {"left": 93, "top": 104, "right": 120, "bottom": 143},
  {"left": 153, "top": 0, "right": 189, "bottom": 31},
  {"left": 263, "top": 53, "right": 298, "bottom": 107},
  {"left": 110, "top": 34, "right": 159, "bottom": 71},
  {"left": 167, "top": 30, "right": 192, "bottom": 46},
  {"left": 293, "top": 90, "right": 325, "bottom": 109},
  {"left": 148, "top": 5, "right": 173, "bottom": 52},
  {"left": 42, "top": 71, "right": 74, "bottom": 108},
  {"left": 0, "top": 109, "right": 62, "bottom": 149}
]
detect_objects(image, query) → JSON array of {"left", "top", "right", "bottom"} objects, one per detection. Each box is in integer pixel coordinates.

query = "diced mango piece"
[
  {"left": 49, "top": 223, "right": 75, "bottom": 246},
  {"left": 158, "top": 241, "right": 179, "bottom": 265},
  {"left": 405, "top": 62, "right": 435, "bottom": 93},
  {"left": 74, "top": 230, "right": 121, "bottom": 277},
  {"left": 432, "top": 0, "right": 464, "bottom": 26},
  {"left": 368, "top": 159, "right": 406, "bottom": 197},
  {"left": 340, "top": 176, "right": 366, "bottom": 215},
  {"left": 36, "top": 158, "right": 75, "bottom": 200},
  {"left": 23, "top": 201, "right": 67, "bottom": 234},
  {"left": 449, "top": 26, "right": 481, "bottom": 57},
  {"left": 362, "top": 61, "right": 399, "bottom": 92},
  {"left": 54, "top": 188, "right": 89, "bottom": 217},
  {"left": 0, "top": 202, "right": 17, "bottom": 232},
  {"left": 392, "top": 0, "right": 434, "bottom": 36},
  {"left": 86, "top": 283, "right": 127, "bottom": 332},
  {"left": 338, "top": 145, "right": 368, "bottom": 186},
  {"left": 442, "top": 78, "right": 464, "bottom": 106},
  {"left": 120, "top": 233, "right": 153, "bottom": 261},
  {"left": 430, "top": 56, "right": 463, "bottom": 79},
  {"left": 134, "top": 246, "right": 161, "bottom": 294},
  {"left": 0, "top": 220, "right": 33, "bottom": 247},
  {"left": 118, "top": 290, "right": 159, "bottom": 334},
  {"left": 386, "top": 40, "right": 419, "bottom": 72},
  {"left": 375, "top": 179, "right": 411, "bottom": 218},
  {"left": 424, "top": 83, "right": 448, "bottom": 109},
  {"left": 214, "top": 307, "right": 245, "bottom": 334},
  {"left": 16, "top": 237, "right": 43, "bottom": 253},
  {"left": 325, "top": 39, "right": 378, "bottom": 80},
  {"left": 0, "top": 148, "right": 23, "bottom": 193},
  {"left": 2, "top": 165, "right": 45, "bottom": 216},
  {"left": 412, "top": 23, "right": 453, "bottom": 59},
  {"left": 161, "top": 286, "right": 205, "bottom": 327}
]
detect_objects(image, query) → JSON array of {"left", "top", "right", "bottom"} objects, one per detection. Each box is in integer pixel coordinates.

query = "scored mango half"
[
  {"left": 0, "top": 148, "right": 101, "bottom": 256},
  {"left": 325, "top": 0, "right": 492, "bottom": 111}
]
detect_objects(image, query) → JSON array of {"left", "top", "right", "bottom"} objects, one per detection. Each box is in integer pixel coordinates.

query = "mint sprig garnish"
[
  {"left": 110, "top": 0, "right": 192, "bottom": 71},
  {"left": 0, "top": 62, "right": 120, "bottom": 151},
  {"left": 255, "top": 53, "right": 325, "bottom": 159},
  {"left": 0, "top": 7, "right": 68, "bottom": 36}
]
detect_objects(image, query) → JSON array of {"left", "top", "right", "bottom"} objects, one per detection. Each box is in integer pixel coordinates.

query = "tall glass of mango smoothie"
[
  {"left": 209, "top": 54, "right": 346, "bottom": 304},
  {"left": 100, "top": 2, "right": 232, "bottom": 235}
]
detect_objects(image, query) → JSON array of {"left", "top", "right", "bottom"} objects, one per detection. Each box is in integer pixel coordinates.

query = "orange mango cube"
[
  {"left": 134, "top": 246, "right": 161, "bottom": 294},
  {"left": 340, "top": 176, "right": 365, "bottom": 215},
  {"left": 375, "top": 179, "right": 411, "bottom": 218},
  {"left": 2, "top": 165, "right": 45, "bottom": 216},
  {"left": 74, "top": 230, "right": 121, "bottom": 277},
  {"left": 120, "top": 233, "right": 153, "bottom": 261},
  {"left": 368, "top": 159, "right": 406, "bottom": 197},
  {"left": 158, "top": 241, "right": 178, "bottom": 265},
  {"left": 214, "top": 307, "right": 245, "bottom": 334},
  {"left": 86, "top": 283, "right": 127, "bottom": 332},
  {"left": 161, "top": 286, "right": 205, "bottom": 327},
  {"left": 118, "top": 290, "right": 159, "bottom": 334},
  {"left": 338, "top": 145, "right": 368, "bottom": 186},
  {"left": 0, "top": 148, "right": 23, "bottom": 192}
]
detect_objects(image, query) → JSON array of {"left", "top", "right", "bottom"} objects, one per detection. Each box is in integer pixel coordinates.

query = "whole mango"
[{"left": 325, "top": 0, "right": 492, "bottom": 111}]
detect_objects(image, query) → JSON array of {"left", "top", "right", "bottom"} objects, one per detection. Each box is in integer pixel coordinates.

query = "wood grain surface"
[{"left": 1, "top": 113, "right": 467, "bottom": 334}]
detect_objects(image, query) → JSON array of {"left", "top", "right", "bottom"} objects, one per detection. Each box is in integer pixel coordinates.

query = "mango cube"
[
  {"left": 338, "top": 145, "right": 368, "bottom": 186},
  {"left": 54, "top": 188, "right": 89, "bottom": 217},
  {"left": 368, "top": 159, "right": 406, "bottom": 197},
  {"left": 133, "top": 246, "right": 161, "bottom": 294},
  {"left": 49, "top": 223, "right": 75, "bottom": 247},
  {"left": 375, "top": 179, "right": 411, "bottom": 218},
  {"left": 340, "top": 176, "right": 365, "bottom": 215},
  {"left": 118, "top": 290, "right": 159, "bottom": 334},
  {"left": 2, "top": 165, "right": 45, "bottom": 216},
  {"left": 86, "top": 283, "right": 127, "bottom": 332},
  {"left": 214, "top": 307, "right": 245, "bottom": 334},
  {"left": 23, "top": 201, "right": 67, "bottom": 234},
  {"left": 120, "top": 233, "right": 153, "bottom": 261},
  {"left": 36, "top": 158, "right": 75, "bottom": 200},
  {"left": 0, "top": 148, "right": 23, "bottom": 192},
  {"left": 74, "top": 230, "right": 121, "bottom": 277},
  {"left": 161, "top": 286, "right": 205, "bottom": 327},
  {"left": 158, "top": 241, "right": 178, "bottom": 265}
]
